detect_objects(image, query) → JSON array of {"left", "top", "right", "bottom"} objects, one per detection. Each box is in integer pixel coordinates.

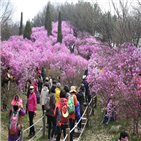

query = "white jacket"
[{"left": 40, "top": 86, "right": 49, "bottom": 105}]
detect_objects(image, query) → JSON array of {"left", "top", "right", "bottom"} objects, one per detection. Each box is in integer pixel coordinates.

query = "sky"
[{"left": 10, "top": 0, "right": 137, "bottom": 25}]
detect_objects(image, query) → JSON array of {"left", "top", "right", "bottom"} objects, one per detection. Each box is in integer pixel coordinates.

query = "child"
[{"left": 8, "top": 94, "right": 25, "bottom": 141}]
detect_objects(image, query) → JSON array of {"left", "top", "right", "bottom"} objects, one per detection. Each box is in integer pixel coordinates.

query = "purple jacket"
[
  {"left": 8, "top": 107, "right": 25, "bottom": 141},
  {"left": 28, "top": 93, "right": 37, "bottom": 112}
]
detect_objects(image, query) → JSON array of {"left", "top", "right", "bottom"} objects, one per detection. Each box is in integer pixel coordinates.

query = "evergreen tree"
[
  {"left": 23, "top": 21, "right": 32, "bottom": 40},
  {"left": 45, "top": 2, "right": 52, "bottom": 36},
  {"left": 19, "top": 12, "right": 23, "bottom": 35},
  {"left": 57, "top": 11, "right": 63, "bottom": 43}
]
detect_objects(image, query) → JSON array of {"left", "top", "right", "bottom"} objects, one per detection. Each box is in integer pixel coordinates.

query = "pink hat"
[{"left": 11, "top": 95, "right": 22, "bottom": 106}]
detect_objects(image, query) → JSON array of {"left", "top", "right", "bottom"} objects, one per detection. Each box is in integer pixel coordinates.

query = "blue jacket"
[{"left": 75, "top": 101, "right": 81, "bottom": 118}]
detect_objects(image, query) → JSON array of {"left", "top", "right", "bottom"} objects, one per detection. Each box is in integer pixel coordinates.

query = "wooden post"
[
  {"left": 86, "top": 103, "right": 89, "bottom": 127},
  {"left": 43, "top": 110, "right": 46, "bottom": 138},
  {"left": 66, "top": 128, "right": 70, "bottom": 141},
  {"left": 92, "top": 97, "right": 94, "bottom": 116},
  {"left": 20, "top": 125, "right": 23, "bottom": 141}
]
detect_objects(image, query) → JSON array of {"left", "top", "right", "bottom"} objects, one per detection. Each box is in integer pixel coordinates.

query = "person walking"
[
  {"left": 26, "top": 85, "right": 37, "bottom": 139},
  {"left": 40, "top": 82, "right": 49, "bottom": 115},
  {"left": 54, "top": 90, "right": 69, "bottom": 141},
  {"left": 46, "top": 87, "right": 56, "bottom": 141},
  {"left": 55, "top": 83, "right": 61, "bottom": 105},
  {"left": 68, "top": 86, "right": 78, "bottom": 141}
]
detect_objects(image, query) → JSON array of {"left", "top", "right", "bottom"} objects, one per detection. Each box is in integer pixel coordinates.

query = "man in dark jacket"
[
  {"left": 81, "top": 75, "right": 91, "bottom": 103},
  {"left": 76, "top": 85, "right": 85, "bottom": 115}
]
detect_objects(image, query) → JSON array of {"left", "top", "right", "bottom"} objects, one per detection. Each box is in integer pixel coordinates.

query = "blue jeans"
[{"left": 100, "top": 116, "right": 111, "bottom": 125}]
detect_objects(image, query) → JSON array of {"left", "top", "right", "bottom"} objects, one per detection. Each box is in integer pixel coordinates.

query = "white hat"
[
  {"left": 82, "top": 75, "right": 86, "bottom": 79},
  {"left": 45, "top": 77, "right": 49, "bottom": 80},
  {"left": 70, "top": 86, "right": 76, "bottom": 93}
]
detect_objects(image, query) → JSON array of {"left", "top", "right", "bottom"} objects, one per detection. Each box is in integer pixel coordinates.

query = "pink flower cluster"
[{"left": 1, "top": 21, "right": 89, "bottom": 88}]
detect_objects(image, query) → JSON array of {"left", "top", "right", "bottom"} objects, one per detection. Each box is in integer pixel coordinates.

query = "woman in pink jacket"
[{"left": 26, "top": 85, "right": 37, "bottom": 139}]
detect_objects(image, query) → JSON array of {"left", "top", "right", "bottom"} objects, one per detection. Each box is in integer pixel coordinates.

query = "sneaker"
[
  {"left": 54, "top": 135, "right": 57, "bottom": 138},
  {"left": 106, "top": 122, "right": 108, "bottom": 125},
  {"left": 50, "top": 138, "right": 56, "bottom": 141},
  {"left": 78, "top": 127, "right": 81, "bottom": 131},
  {"left": 26, "top": 134, "right": 33, "bottom": 139}
]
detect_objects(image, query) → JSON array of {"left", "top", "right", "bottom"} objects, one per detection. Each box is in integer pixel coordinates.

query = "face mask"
[{"left": 13, "top": 106, "right": 18, "bottom": 111}]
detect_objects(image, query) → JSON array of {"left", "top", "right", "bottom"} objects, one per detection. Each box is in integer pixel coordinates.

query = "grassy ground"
[
  {"left": 2, "top": 94, "right": 141, "bottom": 141},
  {"left": 1, "top": 93, "right": 43, "bottom": 141},
  {"left": 81, "top": 98, "right": 141, "bottom": 141}
]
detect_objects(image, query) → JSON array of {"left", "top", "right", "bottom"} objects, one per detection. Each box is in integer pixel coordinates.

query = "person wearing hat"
[
  {"left": 114, "top": 131, "right": 129, "bottom": 141},
  {"left": 55, "top": 83, "right": 61, "bottom": 105},
  {"left": 81, "top": 75, "right": 91, "bottom": 103},
  {"left": 68, "top": 86, "right": 78, "bottom": 141},
  {"left": 2, "top": 66, "right": 15, "bottom": 111},
  {"left": 54, "top": 90, "right": 69, "bottom": 141},
  {"left": 26, "top": 85, "right": 37, "bottom": 139},
  {"left": 8, "top": 95, "right": 25, "bottom": 141}
]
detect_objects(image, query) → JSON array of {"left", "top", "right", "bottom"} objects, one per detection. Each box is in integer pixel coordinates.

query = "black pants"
[
  {"left": 69, "top": 119, "right": 75, "bottom": 141},
  {"left": 56, "top": 125, "right": 67, "bottom": 141},
  {"left": 29, "top": 111, "right": 35, "bottom": 135},
  {"left": 42, "top": 105, "right": 45, "bottom": 115},
  {"left": 47, "top": 115, "right": 56, "bottom": 139}
]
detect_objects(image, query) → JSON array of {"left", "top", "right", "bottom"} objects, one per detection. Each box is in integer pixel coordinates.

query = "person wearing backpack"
[
  {"left": 8, "top": 94, "right": 25, "bottom": 141},
  {"left": 46, "top": 87, "right": 56, "bottom": 141},
  {"left": 55, "top": 83, "right": 61, "bottom": 105},
  {"left": 26, "top": 85, "right": 37, "bottom": 139},
  {"left": 68, "top": 86, "right": 78, "bottom": 141},
  {"left": 54, "top": 90, "right": 69, "bottom": 141}
]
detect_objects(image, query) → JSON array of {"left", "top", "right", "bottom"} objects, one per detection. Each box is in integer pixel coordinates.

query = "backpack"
[
  {"left": 56, "top": 99, "right": 69, "bottom": 126},
  {"left": 68, "top": 95, "right": 75, "bottom": 114},
  {"left": 8, "top": 109, "right": 21, "bottom": 136},
  {"left": 44, "top": 96, "right": 50, "bottom": 111}
]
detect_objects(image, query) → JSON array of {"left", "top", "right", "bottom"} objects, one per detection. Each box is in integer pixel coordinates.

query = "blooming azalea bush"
[
  {"left": 87, "top": 43, "right": 141, "bottom": 133},
  {"left": 1, "top": 21, "right": 89, "bottom": 88}
]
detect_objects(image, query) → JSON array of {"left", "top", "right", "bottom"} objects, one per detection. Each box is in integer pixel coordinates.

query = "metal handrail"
[
  {"left": 63, "top": 96, "right": 96, "bottom": 140},
  {"left": 23, "top": 115, "right": 44, "bottom": 132}
]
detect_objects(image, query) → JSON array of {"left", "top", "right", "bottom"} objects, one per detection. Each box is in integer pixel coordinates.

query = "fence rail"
[
  {"left": 17, "top": 95, "right": 96, "bottom": 141},
  {"left": 63, "top": 95, "right": 96, "bottom": 141}
]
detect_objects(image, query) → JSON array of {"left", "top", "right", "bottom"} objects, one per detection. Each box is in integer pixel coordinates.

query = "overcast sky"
[{"left": 11, "top": 0, "right": 137, "bottom": 24}]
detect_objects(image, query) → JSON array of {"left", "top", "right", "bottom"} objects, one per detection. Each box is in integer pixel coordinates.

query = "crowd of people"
[{"left": 4, "top": 66, "right": 130, "bottom": 141}]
